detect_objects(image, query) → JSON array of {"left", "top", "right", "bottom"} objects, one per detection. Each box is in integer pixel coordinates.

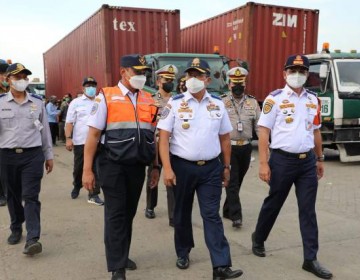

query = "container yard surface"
[{"left": 0, "top": 144, "right": 359, "bottom": 279}]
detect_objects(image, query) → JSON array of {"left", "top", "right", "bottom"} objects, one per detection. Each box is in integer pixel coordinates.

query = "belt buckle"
[
  {"left": 299, "top": 153, "right": 307, "bottom": 159},
  {"left": 197, "top": 160, "right": 206, "bottom": 166},
  {"left": 15, "top": 148, "right": 24, "bottom": 154},
  {"left": 236, "top": 140, "right": 244, "bottom": 146}
]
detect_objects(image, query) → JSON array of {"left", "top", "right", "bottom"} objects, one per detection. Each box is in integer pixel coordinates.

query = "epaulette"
[
  {"left": 306, "top": 89, "right": 317, "bottom": 97},
  {"left": 30, "top": 93, "right": 43, "bottom": 101},
  {"left": 171, "top": 93, "right": 184, "bottom": 100},
  {"left": 246, "top": 94, "right": 256, "bottom": 99},
  {"left": 210, "top": 94, "right": 221, "bottom": 100},
  {"left": 269, "top": 89, "right": 282, "bottom": 96},
  {"left": 0, "top": 93, "right": 6, "bottom": 98},
  {"left": 220, "top": 93, "right": 228, "bottom": 99}
]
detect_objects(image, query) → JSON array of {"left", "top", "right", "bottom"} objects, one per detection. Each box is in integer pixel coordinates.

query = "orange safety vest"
[{"left": 102, "top": 86, "right": 157, "bottom": 165}]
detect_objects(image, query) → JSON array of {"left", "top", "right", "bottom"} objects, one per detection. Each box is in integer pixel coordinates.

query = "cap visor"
[
  {"left": 284, "top": 65, "right": 309, "bottom": 70},
  {"left": 9, "top": 69, "right": 32, "bottom": 76},
  {"left": 184, "top": 67, "right": 206, "bottom": 74},
  {"left": 133, "top": 65, "right": 151, "bottom": 70}
]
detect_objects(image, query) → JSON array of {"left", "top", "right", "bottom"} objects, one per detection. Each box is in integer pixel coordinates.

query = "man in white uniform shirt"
[{"left": 65, "top": 77, "right": 104, "bottom": 205}]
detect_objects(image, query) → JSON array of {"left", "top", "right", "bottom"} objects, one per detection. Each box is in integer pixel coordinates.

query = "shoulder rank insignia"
[
  {"left": 0, "top": 93, "right": 6, "bottom": 98},
  {"left": 247, "top": 94, "right": 256, "bottom": 99},
  {"left": 171, "top": 93, "right": 184, "bottom": 100},
  {"left": 30, "top": 93, "right": 43, "bottom": 101},
  {"left": 306, "top": 89, "right": 317, "bottom": 97},
  {"left": 210, "top": 94, "right": 221, "bottom": 100},
  {"left": 220, "top": 93, "right": 229, "bottom": 99},
  {"left": 269, "top": 89, "right": 282, "bottom": 96}
]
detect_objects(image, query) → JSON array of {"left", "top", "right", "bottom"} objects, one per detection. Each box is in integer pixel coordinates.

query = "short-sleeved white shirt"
[
  {"left": 157, "top": 91, "right": 233, "bottom": 161},
  {"left": 258, "top": 85, "right": 321, "bottom": 153},
  {"left": 66, "top": 95, "right": 96, "bottom": 145}
]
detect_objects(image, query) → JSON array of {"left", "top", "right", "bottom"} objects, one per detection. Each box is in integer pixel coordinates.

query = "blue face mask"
[
  {"left": 85, "top": 86, "right": 96, "bottom": 97},
  {"left": 1, "top": 81, "right": 9, "bottom": 87}
]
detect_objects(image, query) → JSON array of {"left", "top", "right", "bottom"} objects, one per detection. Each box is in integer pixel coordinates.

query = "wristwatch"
[
  {"left": 223, "top": 164, "right": 231, "bottom": 171},
  {"left": 66, "top": 136, "right": 72, "bottom": 139},
  {"left": 317, "top": 155, "right": 325, "bottom": 162}
]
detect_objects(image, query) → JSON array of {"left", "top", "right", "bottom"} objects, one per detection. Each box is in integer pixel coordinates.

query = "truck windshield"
[
  {"left": 336, "top": 60, "right": 360, "bottom": 93},
  {"left": 156, "top": 57, "right": 228, "bottom": 95}
]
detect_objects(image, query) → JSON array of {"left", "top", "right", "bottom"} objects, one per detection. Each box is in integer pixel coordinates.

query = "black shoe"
[
  {"left": 23, "top": 239, "right": 42, "bottom": 255},
  {"left": 169, "top": 219, "right": 174, "bottom": 227},
  {"left": 176, "top": 255, "right": 189, "bottom": 269},
  {"left": 111, "top": 269, "right": 126, "bottom": 280},
  {"left": 7, "top": 230, "right": 22, "bottom": 245},
  {"left": 251, "top": 232, "right": 266, "bottom": 257},
  {"left": 145, "top": 208, "right": 155, "bottom": 219},
  {"left": 71, "top": 188, "right": 80, "bottom": 199},
  {"left": 232, "top": 219, "right": 242, "bottom": 228},
  {"left": 302, "top": 260, "right": 333, "bottom": 279},
  {"left": 126, "top": 258, "right": 137, "bottom": 270},
  {"left": 213, "top": 267, "right": 243, "bottom": 280},
  {"left": 0, "top": 196, "right": 6, "bottom": 206}
]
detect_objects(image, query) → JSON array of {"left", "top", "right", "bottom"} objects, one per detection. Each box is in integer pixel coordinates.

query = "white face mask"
[
  {"left": 286, "top": 72, "right": 307, "bottom": 89},
  {"left": 11, "top": 79, "right": 29, "bottom": 92},
  {"left": 185, "top": 77, "right": 205, "bottom": 93},
  {"left": 129, "top": 75, "right": 146, "bottom": 90}
]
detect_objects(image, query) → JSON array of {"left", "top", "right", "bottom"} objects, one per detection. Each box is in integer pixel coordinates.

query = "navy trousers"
[
  {"left": 0, "top": 147, "right": 44, "bottom": 242},
  {"left": 171, "top": 156, "right": 232, "bottom": 268},
  {"left": 98, "top": 152, "right": 146, "bottom": 272},
  {"left": 254, "top": 151, "right": 319, "bottom": 260}
]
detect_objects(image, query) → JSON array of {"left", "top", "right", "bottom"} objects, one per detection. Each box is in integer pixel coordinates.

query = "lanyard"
[{"left": 230, "top": 95, "right": 244, "bottom": 122}]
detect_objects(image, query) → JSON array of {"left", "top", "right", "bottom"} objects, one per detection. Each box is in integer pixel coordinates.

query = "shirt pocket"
[{"left": 0, "top": 110, "right": 15, "bottom": 129}]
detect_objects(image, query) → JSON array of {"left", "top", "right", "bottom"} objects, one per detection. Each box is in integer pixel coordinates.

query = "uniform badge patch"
[
  {"left": 160, "top": 104, "right": 171, "bottom": 119},
  {"left": 90, "top": 103, "right": 98, "bottom": 115},
  {"left": 263, "top": 99, "right": 275, "bottom": 114}
]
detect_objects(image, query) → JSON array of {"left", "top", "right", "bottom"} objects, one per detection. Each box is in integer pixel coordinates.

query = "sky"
[{"left": 1, "top": 0, "right": 359, "bottom": 81}]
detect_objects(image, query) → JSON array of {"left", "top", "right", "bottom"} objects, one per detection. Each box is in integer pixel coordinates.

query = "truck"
[
  {"left": 27, "top": 78, "right": 46, "bottom": 99},
  {"left": 306, "top": 44, "right": 360, "bottom": 162}
]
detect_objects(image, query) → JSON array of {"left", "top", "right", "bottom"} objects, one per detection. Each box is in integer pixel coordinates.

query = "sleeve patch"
[
  {"left": 262, "top": 100, "right": 274, "bottom": 114},
  {"left": 160, "top": 104, "right": 171, "bottom": 119},
  {"left": 90, "top": 103, "right": 99, "bottom": 115}
]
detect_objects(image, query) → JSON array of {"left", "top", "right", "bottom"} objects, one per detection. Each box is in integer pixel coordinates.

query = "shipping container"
[
  {"left": 44, "top": 5, "right": 180, "bottom": 99},
  {"left": 181, "top": 2, "right": 319, "bottom": 102}
]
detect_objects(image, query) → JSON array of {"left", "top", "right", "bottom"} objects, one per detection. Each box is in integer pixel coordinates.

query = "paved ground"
[{"left": 0, "top": 143, "right": 360, "bottom": 280}]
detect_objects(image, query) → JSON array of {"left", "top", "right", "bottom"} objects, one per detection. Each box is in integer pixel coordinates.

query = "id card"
[
  {"left": 34, "top": 119, "right": 44, "bottom": 131},
  {"left": 237, "top": 122, "right": 243, "bottom": 132}
]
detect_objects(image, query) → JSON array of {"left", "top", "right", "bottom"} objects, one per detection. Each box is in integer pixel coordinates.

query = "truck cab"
[
  {"left": 306, "top": 45, "right": 360, "bottom": 162},
  {"left": 143, "top": 53, "right": 230, "bottom": 96},
  {"left": 27, "top": 78, "right": 46, "bottom": 100}
]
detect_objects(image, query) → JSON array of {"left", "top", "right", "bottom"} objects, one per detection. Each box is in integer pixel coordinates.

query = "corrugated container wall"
[
  {"left": 181, "top": 2, "right": 319, "bottom": 101},
  {"left": 44, "top": 5, "right": 180, "bottom": 98}
]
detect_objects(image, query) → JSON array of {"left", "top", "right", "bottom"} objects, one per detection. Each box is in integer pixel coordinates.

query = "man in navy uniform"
[
  {"left": 252, "top": 54, "right": 333, "bottom": 279},
  {"left": 0, "top": 63, "right": 53, "bottom": 255},
  {"left": 158, "top": 58, "right": 243, "bottom": 280}
]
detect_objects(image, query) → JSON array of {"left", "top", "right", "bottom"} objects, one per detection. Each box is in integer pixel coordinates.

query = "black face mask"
[
  {"left": 231, "top": 84, "right": 245, "bottom": 96},
  {"left": 162, "top": 81, "right": 174, "bottom": 93}
]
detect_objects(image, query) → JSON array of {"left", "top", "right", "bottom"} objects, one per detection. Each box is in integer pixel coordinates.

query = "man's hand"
[
  {"left": 82, "top": 169, "right": 95, "bottom": 191},
  {"left": 163, "top": 168, "right": 176, "bottom": 187},
  {"left": 149, "top": 169, "right": 160, "bottom": 189},
  {"left": 45, "top": 159, "right": 53, "bottom": 174},
  {"left": 65, "top": 138, "right": 73, "bottom": 151},
  {"left": 259, "top": 162, "right": 271, "bottom": 184},
  {"left": 316, "top": 161, "right": 324, "bottom": 180},
  {"left": 223, "top": 169, "right": 230, "bottom": 188}
]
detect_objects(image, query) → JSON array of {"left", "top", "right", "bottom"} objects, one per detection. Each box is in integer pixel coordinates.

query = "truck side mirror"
[{"left": 319, "top": 63, "right": 329, "bottom": 93}]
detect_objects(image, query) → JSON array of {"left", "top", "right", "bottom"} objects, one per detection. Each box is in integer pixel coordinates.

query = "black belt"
[
  {"left": 1, "top": 146, "right": 41, "bottom": 154},
  {"left": 272, "top": 149, "right": 312, "bottom": 159},
  {"left": 171, "top": 154, "right": 218, "bottom": 166}
]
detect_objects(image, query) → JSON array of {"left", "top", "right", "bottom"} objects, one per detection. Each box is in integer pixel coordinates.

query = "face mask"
[
  {"left": 129, "top": 75, "right": 146, "bottom": 90},
  {"left": 286, "top": 72, "right": 307, "bottom": 89},
  {"left": 231, "top": 84, "right": 245, "bottom": 96},
  {"left": 162, "top": 81, "right": 174, "bottom": 93},
  {"left": 85, "top": 86, "right": 96, "bottom": 97},
  {"left": 1, "top": 81, "right": 9, "bottom": 87},
  {"left": 11, "top": 79, "right": 29, "bottom": 92},
  {"left": 186, "top": 77, "right": 205, "bottom": 94}
]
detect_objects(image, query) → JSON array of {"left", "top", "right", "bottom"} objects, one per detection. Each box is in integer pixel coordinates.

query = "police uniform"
[
  {"left": 85, "top": 55, "right": 157, "bottom": 274},
  {"left": 0, "top": 59, "right": 10, "bottom": 205},
  {"left": 222, "top": 67, "right": 261, "bottom": 225},
  {"left": 145, "top": 64, "right": 177, "bottom": 223},
  {"left": 0, "top": 63, "right": 53, "bottom": 248},
  {"left": 252, "top": 55, "right": 332, "bottom": 279},
  {"left": 157, "top": 59, "right": 237, "bottom": 270},
  {"left": 65, "top": 77, "right": 101, "bottom": 201}
]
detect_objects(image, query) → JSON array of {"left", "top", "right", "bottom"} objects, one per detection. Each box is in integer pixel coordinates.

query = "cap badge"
[
  {"left": 17, "top": 64, "right": 25, "bottom": 71},
  {"left": 139, "top": 55, "right": 146, "bottom": 65},
  {"left": 191, "top": 58, "right": 201, "bottom": 67},
  {"left": 168, "top": 65, "right": 175, "bottom": 74},
  {"left": 234, "top": 69, "right": 241, "bottom": 77},
  {"left": 293, "top": 55, "right": 304, "bottom": 66}
]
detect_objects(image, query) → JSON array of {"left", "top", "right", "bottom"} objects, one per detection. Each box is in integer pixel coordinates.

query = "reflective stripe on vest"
[{"left": 102, "top": 86, "right": 157, "bottom": 130}]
